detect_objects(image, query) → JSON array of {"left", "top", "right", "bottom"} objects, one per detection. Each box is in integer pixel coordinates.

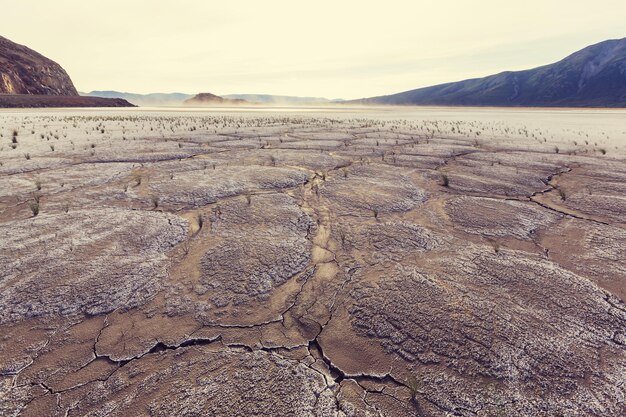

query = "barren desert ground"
[{"left": 0, "top": 107, "right": 625, "bottom": 416}]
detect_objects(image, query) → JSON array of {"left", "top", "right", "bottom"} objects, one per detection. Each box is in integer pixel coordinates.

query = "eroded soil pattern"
[{"left": 0, "top": 115, "right": 624, "bottom": 416}]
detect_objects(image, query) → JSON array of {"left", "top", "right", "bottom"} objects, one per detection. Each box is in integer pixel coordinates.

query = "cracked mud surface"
[{"left": 0, "top": 113, "right": 625, "bottom": 416}]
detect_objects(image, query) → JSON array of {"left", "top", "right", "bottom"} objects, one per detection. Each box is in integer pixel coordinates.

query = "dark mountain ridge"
[
  {"left": 0, "top": 94, "right": 135, "bottom": 108},
  {"left": 356, "top": 38, "right": 626, "bottom": 107}
]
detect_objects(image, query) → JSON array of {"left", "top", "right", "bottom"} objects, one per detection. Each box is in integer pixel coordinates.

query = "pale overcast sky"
[{"left": 3, "top": 1, "right": 625, "bottom": 99}]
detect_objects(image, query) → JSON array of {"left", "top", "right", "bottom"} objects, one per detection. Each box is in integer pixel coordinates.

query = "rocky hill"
[
  {"left": 0, "top": 35, "right": 78, "bottom": 95},
  {"left": 357, "top": 38, "right": 626, "bottom": 107},
  {"left": 184, "top": 92, "right": 247, "bottom": 106},
  {"left": 0, "top": 35, "right": 134, "bottom": 107}
]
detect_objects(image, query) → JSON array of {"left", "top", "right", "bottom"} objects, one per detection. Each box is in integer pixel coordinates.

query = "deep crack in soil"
[{"left": 0, "top": 113, "right": 624, "bottom": 417}]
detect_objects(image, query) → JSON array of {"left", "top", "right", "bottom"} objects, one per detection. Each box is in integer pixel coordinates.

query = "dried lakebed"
[{"left": 0, "top": 113, "right": 625, "bottom": 417}]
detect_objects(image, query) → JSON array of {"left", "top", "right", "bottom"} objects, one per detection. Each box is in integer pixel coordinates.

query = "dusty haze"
[{"left": 2, "top": 0, "right": 626, "bottom": 98}]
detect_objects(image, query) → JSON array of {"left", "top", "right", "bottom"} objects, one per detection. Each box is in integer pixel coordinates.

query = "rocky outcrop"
[
  {"left": 184, "top": 92, "right": 247, "bottom": 106},
  {"left": 0, "top": 35, "right": 78, "bottom": 95}
]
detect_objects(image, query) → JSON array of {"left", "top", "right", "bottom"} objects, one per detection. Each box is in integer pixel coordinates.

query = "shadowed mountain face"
[
  {"left": 0, "top": 35, "right": 78, "bottom": 96},
  {"left": 358, "top": 38, "right": 626, "bottom": 107}
]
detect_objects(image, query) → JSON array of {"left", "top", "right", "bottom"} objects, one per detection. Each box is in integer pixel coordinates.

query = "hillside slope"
[
  {"left": 358, "top": 38, "right": 626, "bottom": 107},
  {"left": 0, "top": 35, "right": 78, "bottom": 95}
]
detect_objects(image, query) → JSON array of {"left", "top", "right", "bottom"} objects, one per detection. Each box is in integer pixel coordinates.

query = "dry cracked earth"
[{"left": 0, "top": 113, "right": 625, "bottom": 416}]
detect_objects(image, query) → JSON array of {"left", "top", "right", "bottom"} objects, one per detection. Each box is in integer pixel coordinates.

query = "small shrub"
[
  {"left": 406, "top": 374, "right": 420, "bottom": 401},
  {"left": 338, "top": 230, "right": 347, "bottom": 247},
  {"left": 181, "top": 241, "right": 190, "bottom": 255},
  {"left": 558, "top": 188, "right": 566, "bottom": 201},
  {"left": 150, "top": 195, "right": 160, "bottom": 209},
  {"left": 29, "top": 201, "right": 39, "bottom": 217},
  {"left": 440, "top": 173, "right": 449, "bottom": 187}
]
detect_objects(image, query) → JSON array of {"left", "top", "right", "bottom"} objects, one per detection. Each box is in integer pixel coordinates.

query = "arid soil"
[{"left": 0, "top": 113, "right": 624, "bottom": 416}]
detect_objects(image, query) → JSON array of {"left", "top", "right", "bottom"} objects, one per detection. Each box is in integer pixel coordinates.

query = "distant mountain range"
[
  {"left": 81, "top": 91, "right": 192, "bottom": 106},
  {"left": 81, "top": 91, "right": 333, "bottom": 106},
  {"left": 6, "top": 32, "right": 626, "bottom": 109},
  {"left": 355, "top": 38, "right": 626, "bottom": 107},
  {"left": 223, "top": 94, "right": 331, "bottom": 105}
]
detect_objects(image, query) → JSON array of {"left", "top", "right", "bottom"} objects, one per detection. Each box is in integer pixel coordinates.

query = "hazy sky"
[{"left": 3, "top": 1, "right": 625, "bottom": 99}]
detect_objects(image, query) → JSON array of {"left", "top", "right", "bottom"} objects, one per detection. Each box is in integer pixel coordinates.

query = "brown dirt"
[{"left": 0, "top": 114, "right": 624, "bottom": 416}]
